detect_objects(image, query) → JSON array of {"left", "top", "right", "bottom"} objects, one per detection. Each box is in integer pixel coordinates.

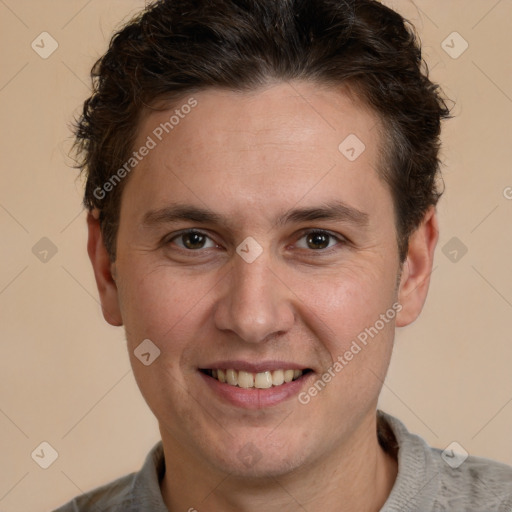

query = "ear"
[
  {"left": 396, "top": 206, "right": 439, "bottom": 327},
  {"left": 87, "top": 211, "right": 123, "bottom": 326}
]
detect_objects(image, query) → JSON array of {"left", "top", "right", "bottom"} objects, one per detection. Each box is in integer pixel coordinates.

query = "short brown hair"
[{"left": 73, "top": 0, "right": 451, "bottom": 261}]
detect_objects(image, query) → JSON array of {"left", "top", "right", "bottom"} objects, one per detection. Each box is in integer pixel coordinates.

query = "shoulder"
[
  {"left": 379, "top": 411, "right": 512, "bottom": 511},
  {"left": 52, "top": 472, "right": 137, "bottom": 512},
  {"left": 433, "top": 448, "right": 512, "bottom": 510},
  {"left": 52, "top": 442, "right": 166, "bottom": 512}
]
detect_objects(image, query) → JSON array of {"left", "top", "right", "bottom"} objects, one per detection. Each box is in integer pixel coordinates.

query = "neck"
[{"left": 160, "top": 412, "right": 397, "bottom": 512}]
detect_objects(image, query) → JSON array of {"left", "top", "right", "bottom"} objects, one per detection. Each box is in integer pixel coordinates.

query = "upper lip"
[{"left": 199, "top": 360, "right": 312, "bottom": 373}]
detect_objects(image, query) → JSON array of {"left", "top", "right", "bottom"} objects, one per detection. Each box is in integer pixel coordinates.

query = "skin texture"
[{"left": 88, "top": 82, "right": 438, "bottom": 511}]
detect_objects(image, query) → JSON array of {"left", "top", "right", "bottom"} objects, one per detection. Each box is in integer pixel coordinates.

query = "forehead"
[
  {"left": 122, "top": 82, "right": 391, "bottom": 227},
  {"left": 139, "top": 82, "right": 380, "bottom": 163}
]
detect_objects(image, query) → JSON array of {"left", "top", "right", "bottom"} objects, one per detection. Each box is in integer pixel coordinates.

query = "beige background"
[{"left": 0, "top": 1, "right": 511, "bottom": 510}]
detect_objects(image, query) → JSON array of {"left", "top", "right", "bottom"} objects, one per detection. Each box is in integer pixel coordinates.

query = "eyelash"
[{"left": 164, "top": 228, "right": 346, "bottom": 254}]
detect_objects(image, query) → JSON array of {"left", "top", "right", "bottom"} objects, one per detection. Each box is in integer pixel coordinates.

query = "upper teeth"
[{"left": 210, "top": 369, "right": 303, "bottom": 388}]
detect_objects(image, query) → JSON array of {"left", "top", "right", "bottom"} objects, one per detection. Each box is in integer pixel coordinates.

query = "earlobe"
[
  {"left": 396, "top": 206, "right": 439, "bottom": 327},
  {"left": 87, "top": 211, "right": 123, "bottom": 327}
]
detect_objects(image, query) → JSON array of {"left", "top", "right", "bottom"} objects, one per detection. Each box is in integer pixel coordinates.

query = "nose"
[{"left": 213, "top": 250, "right": 295, "bottom": 344}]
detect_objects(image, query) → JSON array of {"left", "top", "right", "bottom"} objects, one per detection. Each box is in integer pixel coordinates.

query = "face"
[{"left": 91, "top": 82, "right": 435, "bottom": 478}]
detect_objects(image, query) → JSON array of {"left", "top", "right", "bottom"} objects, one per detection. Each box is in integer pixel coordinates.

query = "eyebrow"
[{"left": 141, "top": 200, "right": 369, "bottom": 230}]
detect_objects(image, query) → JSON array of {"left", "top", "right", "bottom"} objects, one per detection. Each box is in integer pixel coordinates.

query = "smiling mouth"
[{"left": 200, "top": 368, "right": 312, "bottom": 389}]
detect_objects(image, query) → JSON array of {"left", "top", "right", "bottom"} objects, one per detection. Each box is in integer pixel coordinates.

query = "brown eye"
[
  {"left": 306, "top": 232, "right": 330, "bottom": 250},
  {"left": 182, "top": 232, "right": 206, "bottom": 249},
  {"left": 295, "top": 230, "right": 341, "bottom": 251},
  {"left": 170, "top": 230, "right": 216, "bottom": 250}
]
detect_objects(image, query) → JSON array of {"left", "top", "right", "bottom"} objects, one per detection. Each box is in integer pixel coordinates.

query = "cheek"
[
  {"left": 291, "top": 258, "right": 399, "bottom": 350},
  {"left": 118, "top": 264, "right": 208, "bottom": 420},
  {"left": 295, "top": 266, "right": 397, "bottom": 426},
  {"left": 117, "top": 260, "right": 210, "bottom": 354}
]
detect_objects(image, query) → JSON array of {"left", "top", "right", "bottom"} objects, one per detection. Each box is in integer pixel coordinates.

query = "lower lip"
[{"left": 199, "top": 371, "right": 313, "bottom": 409}]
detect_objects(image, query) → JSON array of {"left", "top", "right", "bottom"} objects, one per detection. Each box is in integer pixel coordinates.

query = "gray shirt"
[{"left": 53, "top": 411, "right": 512, "bottom": 511}]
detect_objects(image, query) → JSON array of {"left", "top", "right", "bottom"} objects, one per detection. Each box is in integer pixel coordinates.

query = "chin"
[{"left": 207, "top": 436, "right": 311, "bottom": 479}]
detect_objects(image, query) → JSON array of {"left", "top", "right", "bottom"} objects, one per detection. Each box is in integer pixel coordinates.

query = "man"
[{"left": 56, "top": 0, "right": 512, "bottom": 510}]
